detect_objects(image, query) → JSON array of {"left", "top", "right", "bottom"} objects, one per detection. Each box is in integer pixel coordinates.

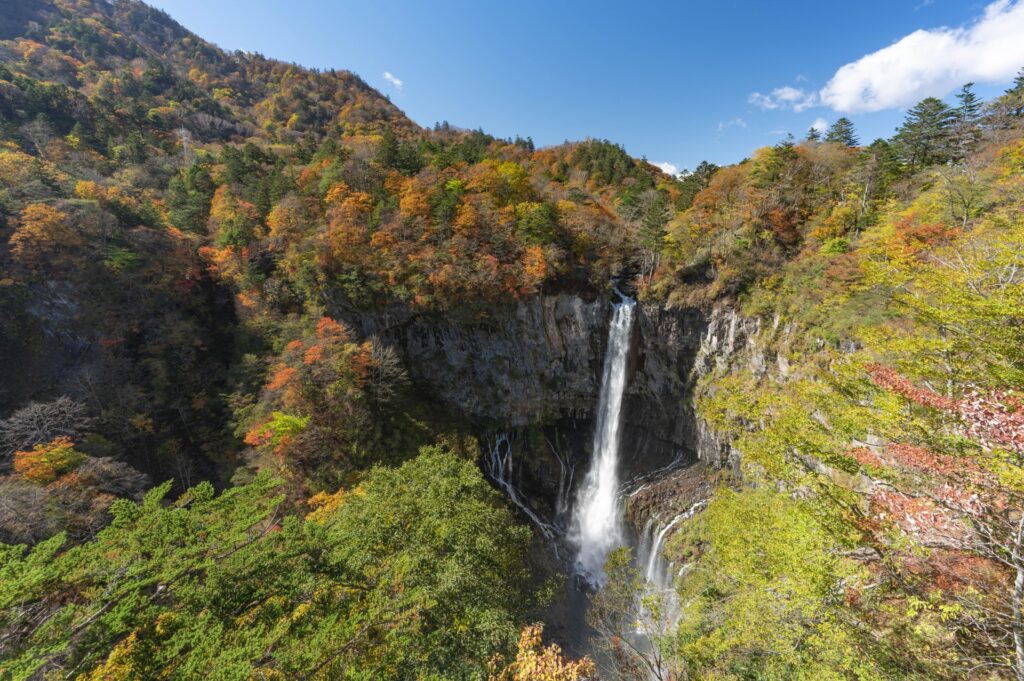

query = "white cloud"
[
  {"left": 383, "top": 71, "right": 403, "bottom": 90},
  {"left": 654, "top": 161, "right": 680, "bottom": 176},
  {"left": 717, "top": 117, "right": 747, "bottom": 132},
  {"left": 748, "top": 86, "right": 817, "bottom": 112},
  {"left": 820, "top": 0, "right": 1024, "bottom": 112},
  {"left": 810, "top": 117, "right": 828, "bottom": 133}
]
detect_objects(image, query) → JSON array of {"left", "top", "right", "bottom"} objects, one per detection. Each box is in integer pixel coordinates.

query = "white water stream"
[{"left": 570, "top": 295, "right": 636, "bottom": 585}]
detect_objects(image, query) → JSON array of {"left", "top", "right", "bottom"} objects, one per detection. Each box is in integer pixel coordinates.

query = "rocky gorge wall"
[
  {"left": 346, "top": 294, "right": 711, "bottom": 482},
  {"left": 338, "top": 292, "right": 792, "bottom": 535}
]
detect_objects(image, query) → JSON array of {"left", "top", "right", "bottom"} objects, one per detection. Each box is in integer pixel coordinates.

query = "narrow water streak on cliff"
[
  {"left": 484, "top": 433, "right": 558, "bottom": 539},
  {"left": 570, "top": 296, "right": 635, "bottom": 585}
]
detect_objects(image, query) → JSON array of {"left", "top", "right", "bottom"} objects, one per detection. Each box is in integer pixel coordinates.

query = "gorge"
[{"left": 3, "top": 1, "right": 1022, "bottom": 678}]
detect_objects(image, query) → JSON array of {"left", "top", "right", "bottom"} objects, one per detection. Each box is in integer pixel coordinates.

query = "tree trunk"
[{"left": 1013, "top": 513, "right": 1024, "bottom": 681}]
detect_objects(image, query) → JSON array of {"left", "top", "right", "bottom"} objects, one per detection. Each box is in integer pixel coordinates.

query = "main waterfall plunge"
[
  {"left": 570, "top": 295, "right": 635, "bottom": 586},
  {"left": 482, "top": 292, "right": 693, "bottom": 674}
]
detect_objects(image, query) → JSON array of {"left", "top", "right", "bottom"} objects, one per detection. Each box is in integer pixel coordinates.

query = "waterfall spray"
[{"left": 570, "top": 294, "right": 635, "bottom": 585}]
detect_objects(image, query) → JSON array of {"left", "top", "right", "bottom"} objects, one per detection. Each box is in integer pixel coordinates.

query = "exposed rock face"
[
  {"left": 342, "top": 294, "right": 780, "bottom": 530},
  {"left": 347, "top": 294, "right": 711, "bottom": 479},
  {"left": 689, "top": 305, "right": 796, "bottom": 470}
]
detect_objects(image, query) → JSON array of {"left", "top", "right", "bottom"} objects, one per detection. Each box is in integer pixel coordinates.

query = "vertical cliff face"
[
  {"left": 689, "top": 305, "right": 798, "bottom": 469},
  {"left": 347, "top": 295, "right": 713, "bottom": 477},
  {"left": 346, "top": 294, "right": 779, "bottom": 561}
]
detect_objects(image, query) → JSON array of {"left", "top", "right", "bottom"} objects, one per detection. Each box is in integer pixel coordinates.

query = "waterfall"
[
  {"left": 570, "top": 295, "right": 635, "bottom": 585},
  {"left": 484, "top": 433, "right": 558, "bottom": 539},
  {"left": 636, "top": 500, "right": 708, "bottom": 593}
]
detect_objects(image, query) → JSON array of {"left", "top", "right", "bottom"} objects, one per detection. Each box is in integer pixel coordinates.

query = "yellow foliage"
[
  {"left": 77, "top": 631, "right": 141, "bottom": 681},
  {"left": 8, "top": 203, "right": 82, "bottom": 270},
  {"left": 488, "top": 624, "right": 595, "bottom": 681}
]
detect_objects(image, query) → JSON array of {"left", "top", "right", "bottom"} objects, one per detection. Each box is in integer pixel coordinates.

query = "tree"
[
  {"left": 1001, "top": 67, "right": 1024, "bottom": 119},
  {"left": 895, "top": 97, "right": 955, "bottom": 168},
  {"left": 0, "top": 397, "right": 90, "bottom": 461},
  {"left": 166, "top": 163, "right": 215, "bottom": 233},
  {"left": 588, "top": 547, "right": 680, "bottom": 681},
  {"left": 952, "top": 83, "right": 983, "bottom": 159},
  {"left": 806, "top": 126, "right": 822, "bottom": 142},
  {"left": 0, "top": 447, "right": 536, "bottom": 680},
  {"left": 675, "top": 160, "right": 718, "bottom": 211},
  {"left": 866, "top": 366, "right": 1024, "bottom": 681},
  {"left": 488, "top": 624, "right": 595, "bottom": 681},
  {"left": 8, "top": 203, "right": 83, "bottom": 272},
  {"left": 825, "top": 117, "right": 859, "bottom": 147}
]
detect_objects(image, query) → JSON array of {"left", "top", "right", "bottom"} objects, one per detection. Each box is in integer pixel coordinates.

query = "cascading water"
[
  {"left": 570, "top": 294, "right": 635, "bottom": 585},
  {"left": 484, "top": 432, "right": 558, "bottom": 539},
  {"left": 635, "top": 500, "right": 708, "bottom": 602}
]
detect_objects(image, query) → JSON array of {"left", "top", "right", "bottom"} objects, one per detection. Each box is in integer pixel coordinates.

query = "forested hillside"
[
  {"left": 636, "top": 82, "right": 1024, "bottom": 679},
  {"left": 1, "top": 0, "right": 1023, "bottom": 679}
]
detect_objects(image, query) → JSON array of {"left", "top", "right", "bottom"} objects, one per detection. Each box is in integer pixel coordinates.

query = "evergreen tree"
[
  {"left": 952, "top": 83, "right": 983, "bottom": 159},
  {"left": 824, "top": 117, "right": 858, "bottom": 147},
  {"left": 806, "top": 126, "right": 822, "bottom": 142},
  {"left": 166, "top": 163, "right": 215, "bottom": 232},
  {"left": 894, "top": 97, "right": 955, "bottom": 169},
  {"left": 1003, "top": 67, "right": 1024, "bottom": 118}
]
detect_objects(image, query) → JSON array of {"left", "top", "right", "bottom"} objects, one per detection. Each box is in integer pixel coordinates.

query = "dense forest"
[{"left": 1, "top": 0, "right": 1023, "bottom": 679}]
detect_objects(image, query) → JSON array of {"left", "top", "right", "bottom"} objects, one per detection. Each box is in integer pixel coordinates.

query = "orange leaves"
[
  {"left": 243, "top": 423, "right": 273, "bottom": 448},
  {"left": 325, "top": 189, "right": 374, "bottom": 265},
  {"left": 398, "top": 184, "right": 430, "bottom": 221},
  {"left": 8, "top": 203, "right": 82, "bottom": 271},
  {"left": 267, "top": 366, "right": 298, "bottom": 392},
  {"left": 453, "top": 200, "right": 479, "bottom": 236},
  {"left": 302, "top": 345, "right": 324, "bottom": 365},
  {"left": 521, "top": 246, "right": 547, "bottom": 293},
  {"left": 13, "top": 436, "right": 85, "bottom": 485},
  {"left": 846, "top": 447, "right": 883, "bottom": 469},
  {"left": 266, "top": 195, "right": 308, "bottom": 246},
  {"left": 890, "top": 215, "right": 958, "bottom": 258},
  {"left": 315, "top": 316, "right": 349, "bottom": 341},
  {"left": 866, "top": 364, "right": 955, "bottom": 411}
]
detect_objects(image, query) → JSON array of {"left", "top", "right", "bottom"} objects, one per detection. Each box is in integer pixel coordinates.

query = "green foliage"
[
  {"left": 894, "top": 97, "right": 955, "bottom": 169},
  {"left": 167, "top": 163, "right": 216, "bottom": 232},
  {"left": 824, "top": 117, "right": 859, "bottom": 147},
  {"left": 0, "top": 447, "right": 535, "bottom": 680},
  {"left": 672, "top": 487, "right": 892, "bottom": 680},
  {"left": 514, "top": 201, "right": 558, "bottom": 246}
]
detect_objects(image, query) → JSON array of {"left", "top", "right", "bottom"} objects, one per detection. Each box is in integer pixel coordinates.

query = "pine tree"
[
  {"left": 894, "top": 97, "right": 955, "bottom": 169},
  {"left": 806, "top": 126, "right": 822, "bottom": 142},
  {"left": 1005, "top": 67, "right": 1024, "bottom": 118},
  {"left": 952, "top": 83, "right": 983, "bottom": 159},
  {"left": 824, "top": 118, "right": 858, "bottom": 147}
]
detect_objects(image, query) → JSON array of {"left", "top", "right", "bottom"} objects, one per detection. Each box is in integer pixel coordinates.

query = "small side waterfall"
[
  {"left": 570, "top": 295, "right": 636, "bottom": 585},
  {"left": 635, "top": 500, "right": 708, "bottom": 593},
  {"left": 484, "top": 433, "right": 558, "bottom": 539}
]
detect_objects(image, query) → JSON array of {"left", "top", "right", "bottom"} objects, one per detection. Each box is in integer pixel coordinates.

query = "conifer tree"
[
  {"left": 952, "top": 83, "right": 983, "bottom": 159},
  {"left": 1004, "top": 67, "right": 1024, "bottom": 118},
  {"left": 894, "top": 97, "right": 955, "bottom": 169},
  {"left": 824, "top": 117, "right": 858, "bottom": 147}
]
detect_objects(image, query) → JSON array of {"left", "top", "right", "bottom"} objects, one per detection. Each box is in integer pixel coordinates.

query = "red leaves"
[
  {"left": 315, "top": 316, "right": 348, "bottom": 341},
  {"left": 866, "top": 364, "right": 955, "bottom": 411},
  {"left": 867, "top": 364, "right": 1024, "bottom": 455},
  {"left": 267, "top": 366, "right": 297, "bottom": 392},
  {"left": 958, "top": 389, "right": 1024, "bottom": 455},
  {"left": 846, "top": 447, "right": 883, "bottom": 468}
]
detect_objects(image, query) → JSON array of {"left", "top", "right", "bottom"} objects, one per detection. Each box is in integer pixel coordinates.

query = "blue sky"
[{"left": 148, "top": 0, "right": 1024, "bottom": 173}]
